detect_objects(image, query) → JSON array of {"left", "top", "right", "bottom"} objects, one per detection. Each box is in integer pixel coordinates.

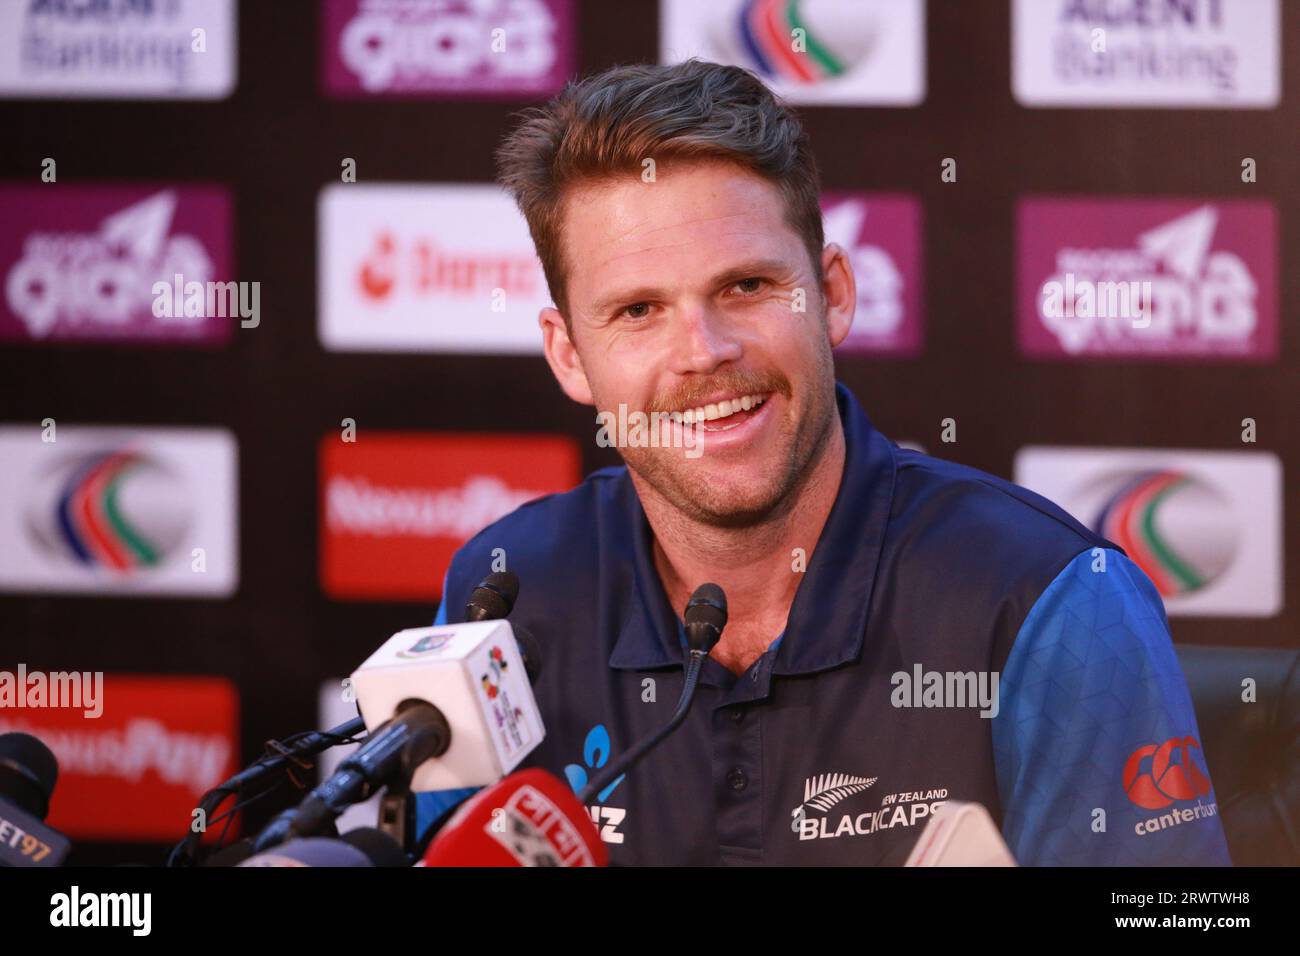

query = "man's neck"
[{"left": 635, "top": 420, "right": 847, "bottom": 676}]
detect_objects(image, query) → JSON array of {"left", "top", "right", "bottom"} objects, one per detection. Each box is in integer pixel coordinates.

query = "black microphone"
[
  {"left": 577, "top": 583, "right": 726, "bottom": 804},
  {"left": 463, "top": 571, "right": 519, "bottom": 622},
  {"left": 0, "top": 732, "right": 72, "bottom": 867},
  {"left": 462, "top": 571, "right": 541, "bottom": 681},
  {"left": 252, "top": 701, "right": 452, "bottom": 852},
  {"left": 167, "top": 716, "right": 366, "bottom": 867},
  {"left": 684, "top": 583, "right": 727, "bottom": 654},
  {"left": 252, "top": 572, "right": 539, "bottom": 855}
]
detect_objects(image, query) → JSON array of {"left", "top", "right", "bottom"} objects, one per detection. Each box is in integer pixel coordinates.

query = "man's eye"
[
  {"left": 622, "top": 303, "right": 651, "bottom": 319},
  {"left": 733, "top": 278, "right": 764, "bottom": 294}
]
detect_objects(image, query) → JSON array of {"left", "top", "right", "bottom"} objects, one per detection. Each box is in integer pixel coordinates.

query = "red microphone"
[{"left": 418, "top": 768, "right": 607, "bottom": 867}]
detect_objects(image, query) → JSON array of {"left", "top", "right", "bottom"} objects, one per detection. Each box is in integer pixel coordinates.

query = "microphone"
[
  {"left": 418, "top": 768, "right": 606, "bottom": 867},
  {"left": 465, "top": 570, "right": 540, "bottom": 681},
  {"left": 253, "top": 701, "right": 451, "bottom": 852},
  {"left": 254, "top": 616, "right": 546, "bottom": 850},
  {"left": 464, "top": 571, "right": 519, "bottom": 622},
  {"left": 0, "top": 732, "right": 71, "bottom": 867},
  {"left": 168, "top": 716, "right": 366, "bottom": 867},
  {"left": 240, "top": 828, "right": 410, "bottom": 867},
  {"left": 350, "top": 619, "right": 545, "bottom": 794},
  {"left": 250, "top": 573, "right": 540, "bottom": 854},
  {"left": 577, "top": 583, "right": 726, "bottom": 805}
]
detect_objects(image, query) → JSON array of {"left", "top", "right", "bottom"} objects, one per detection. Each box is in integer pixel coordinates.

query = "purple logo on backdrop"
[
  {"left": 0, "top": 185, "right": 233, "bottom": 346},
  {"left": 822, "top": 193, "right": 923, "bottom": 357},
  {"left": 1017, "top": 198, "right": 1276, "bottom": 361},
  {"left": 321, "top": 0, "right": 575, "bottom": 98}
]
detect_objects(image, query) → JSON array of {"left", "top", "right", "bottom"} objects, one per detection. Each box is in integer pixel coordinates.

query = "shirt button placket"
[{"left": 714, "top": 674, "right": 764, "bottom": 858}]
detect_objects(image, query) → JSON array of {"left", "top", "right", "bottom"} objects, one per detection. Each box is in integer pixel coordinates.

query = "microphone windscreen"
[
  {"left": 341, "top": 827, "right": 410, "bottom": 867},
  {"left": 237, "top": 836, "right": 376, "bottom": 867},
  {"left": 684, "top": 583, "right": 727, "bottom": 651},
  {"left": 200, "top": 838, "right": 258, "bottom": 867},
  {"left": 464, "top": 571, "right": 520, "bottom": 622},
  {"left": 420, "top": 768, "right": 605, "bottom": 867},
  {"left": 0, "top": 732, "right": 59, "bottom": 819}
]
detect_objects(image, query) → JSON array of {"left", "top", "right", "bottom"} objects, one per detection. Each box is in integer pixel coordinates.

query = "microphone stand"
[
  {"left": 578, "top": 582, "right": 727, "bottom": 804},
  {"left": 578, "top": 648, "right": 708, "bottom": 805}
]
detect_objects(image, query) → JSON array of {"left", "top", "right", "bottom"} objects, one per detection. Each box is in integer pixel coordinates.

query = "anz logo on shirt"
[{"left": 564, "top": 724, "right": 627, "bottom": 845}]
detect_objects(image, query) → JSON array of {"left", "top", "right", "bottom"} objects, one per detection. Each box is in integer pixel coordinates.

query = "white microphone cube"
[{"left": 350, "top": 621, "right": 544, "bottom": 792}]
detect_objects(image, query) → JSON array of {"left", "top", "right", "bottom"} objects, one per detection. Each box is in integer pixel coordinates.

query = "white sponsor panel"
[
  {"left": 1015, "top": 447, "right": 1282, "bottom": 617},
  {"left": 0, "top": 425, "right": 238, "bottom": 596},
  {"left": 1012, "top": 0, "right": 1279, "bottom": 108},
  {"left": 0, "top": 0, "right": 237, "bottom": 99},
  {"left": 318, "top": 183, "right": 549, "bottom": 354},
  {"left": 660, "top": 0, "right": 925, "bottom": 106}
]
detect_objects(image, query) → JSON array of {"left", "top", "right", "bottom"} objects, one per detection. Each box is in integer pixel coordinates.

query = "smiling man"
[{"left": 424, "top": 59, "right": 1231, "bottom": 866}]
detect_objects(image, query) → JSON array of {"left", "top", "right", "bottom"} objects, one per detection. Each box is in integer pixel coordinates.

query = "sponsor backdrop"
[{"left": 1, "top": 1, "right": 1296, "bottom": 861}]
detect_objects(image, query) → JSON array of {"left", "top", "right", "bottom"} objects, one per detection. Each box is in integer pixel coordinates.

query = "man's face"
[{"left": 540, "top": 160, "right": 855, "bottom": 527}]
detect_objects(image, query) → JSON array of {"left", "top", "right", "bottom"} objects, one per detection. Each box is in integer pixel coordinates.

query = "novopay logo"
[
  {"left": 0, "top": 676, "right": 238, "bottom": 842},
  {"left": 1017, "top": 199, "right": 1276, "bottom": 361},
  {"left": 1015, "top": 447, "right": 1282, "bottom": 617},
  {"left": 319, "top": 432, "right": 579, "bottom": 601},
  {"left": 0, "top": 425, "right": 238, "bottom": 597}
]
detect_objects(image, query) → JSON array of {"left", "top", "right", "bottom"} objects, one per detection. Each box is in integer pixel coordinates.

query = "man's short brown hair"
[{"left": 496, "top": 58, "right": 824, "bottom": 317}]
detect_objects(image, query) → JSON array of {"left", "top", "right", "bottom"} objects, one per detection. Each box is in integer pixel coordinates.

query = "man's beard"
[{"left": 603, "top": 346, "right": 841, "bottom": 529}]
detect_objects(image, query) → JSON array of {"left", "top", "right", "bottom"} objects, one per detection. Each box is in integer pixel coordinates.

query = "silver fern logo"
[{"left": 791, "top": 772, "right": 878, "bottom": 830}]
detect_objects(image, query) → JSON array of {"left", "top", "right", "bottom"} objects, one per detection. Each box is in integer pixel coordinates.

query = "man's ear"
[
  {"left": 539, "top": 307, "right": 594, "bottom": 405},
  {"left": 820, "top": 243, "right": 856, "bottom": 349}
]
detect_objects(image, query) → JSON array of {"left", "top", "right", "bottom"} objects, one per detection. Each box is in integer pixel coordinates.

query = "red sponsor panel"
[
  {"left": 0, "top": 675, "right": 239, "bottom": 842},
  {"left": 320, "top": 433, "right": 582, "bottom": 601}
]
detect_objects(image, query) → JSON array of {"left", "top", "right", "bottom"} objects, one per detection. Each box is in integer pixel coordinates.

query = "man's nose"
[{"left": 670, "top": 302, "right": 743, "bottom": 374}]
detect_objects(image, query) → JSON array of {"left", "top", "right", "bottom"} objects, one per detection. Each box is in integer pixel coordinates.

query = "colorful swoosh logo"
[
  {"left": 737, "top": 0, "right": 848, "bottom": 83},
  {"left": 1093, "top": 469, "right": 1210, "bottom": 597},
  {"left": 55, "top": 451, "right": 164, "bottom": 571}
]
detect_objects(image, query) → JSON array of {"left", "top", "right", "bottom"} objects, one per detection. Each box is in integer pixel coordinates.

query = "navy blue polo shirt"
[{"left": 421, "top": 382, "right": 1231, "bottom": 866}]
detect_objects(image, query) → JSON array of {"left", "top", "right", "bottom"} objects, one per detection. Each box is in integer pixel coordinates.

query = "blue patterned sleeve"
[{"left": 992, "top": 548, "right": 1232, "bottom": 866}]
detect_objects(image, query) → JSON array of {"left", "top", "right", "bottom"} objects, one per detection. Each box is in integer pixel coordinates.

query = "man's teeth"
[{"left": 668, "top": 394, "right": 766, "bottom": 425}]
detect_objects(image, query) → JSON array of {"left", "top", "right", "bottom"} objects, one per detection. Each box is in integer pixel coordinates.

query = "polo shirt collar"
[{"left": 608, "top": 382, "right": 897, "bottom": 676}]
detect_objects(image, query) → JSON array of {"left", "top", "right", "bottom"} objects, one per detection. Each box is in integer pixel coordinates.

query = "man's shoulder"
[
  {"left": 881, "top": 445, "right": 1129, "bottom": 670},
  {"left": 879, "top": 445, "right": 1118, "bottom": 629},
  {"left": 887, "top": 444, "right": 1107, "bottom": 557},
  {"left": 445, "top": 465, "right": 629, "bottom": 592}
]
